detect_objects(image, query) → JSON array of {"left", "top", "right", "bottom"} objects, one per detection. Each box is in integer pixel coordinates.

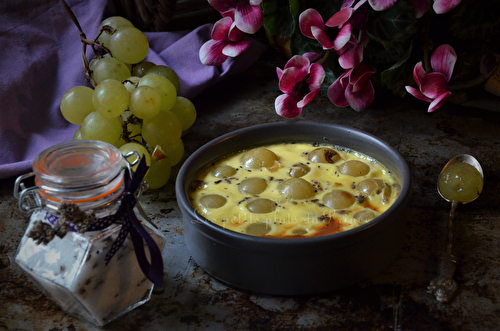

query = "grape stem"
[{"left": 60, "top": 0, "right": 113, "bottom": 87}]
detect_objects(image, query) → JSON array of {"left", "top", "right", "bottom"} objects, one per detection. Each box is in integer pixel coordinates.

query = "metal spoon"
[{"left": 427, "top": 154, "right": 484, "bottom": 303}]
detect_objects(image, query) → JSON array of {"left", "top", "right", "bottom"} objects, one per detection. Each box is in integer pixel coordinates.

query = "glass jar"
[{"left": 14, "top": 140, "right": 166, "bottom": 327}]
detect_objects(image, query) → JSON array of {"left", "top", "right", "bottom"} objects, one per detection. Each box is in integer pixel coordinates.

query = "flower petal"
[
  {"left": 413, "top": 61, "right": 426, "bottom": 88},
  {"left": 299, "top": 8, "right": 325, "bottom": 39},
  {"left": 228, "top": 22, "right": 245, "bottom": 41},
  {"left": 284, "top": 55, "right": 310, "bottom": 71},
  {"left": 275, "top": 94, "right": 302, "bottom": 118},
  {"left": 308, "top": 63, "right": 326, "bottom": 90},
  {"left": 325, "top": 7, "right": 354, "bottom": 27},
  {"left": 302, "top": 52, "right": 320, "bottom": 62},
  {"left": 279, "top": 67, "right": 307, "bottom": 93},
  {"left": 209, "top": 0, "right": 236, "bottom": 15},
  {"left": 333, "top": 23, "right": 352, "bottom": 51},
  {"left": 327, "top": 75, "right": 349, "bottom": 107},
  {"left": 345, "top": 80, "right": 374, "bottom": 111},
  {"left": 212, "top": 17, "right": 233, "bottom": 40},
  {"left": 234, "top": 2, "right": 264, "bottom": 34},
  {"left": 339, "top": 44, "right": 364, "bottom": 69},
  {"left": 349, "top": 61, "right": 375, "bottom": 92},
  {"left": 420, "top": 72, "right": 449, "bottom": 98},
  {"left": 276, "top": 67, "right": 284, "bottom": 81},
  {"left": 428, "top": 91, "right": 451, "bottom": 112},
  {"left": 433, "top": 0, "right": 461, "bottom": 14},
  {"left": 410, "top": 0, "right": 430, "bottom": 18},
  {"left": 430, "top": 44, "right": 457, "bottom": 82},
  {"left": 405, "top": 85, "right": 432, "bottom": 102},
  {"left": 342, "top": 0, "right": 357, "bottom": 9},
  {"left": 368, "top": 0, "right": 397, "bottom": 11},
  {"left": 199, "top": 39, "right": 228, "bottom": 66},
  {"left": 222, "top": 40, "right": 251, "bottom": 57},
  {"left": 353, "top": 0, "right": 368, "bottom": 10},
  {"left": 297, "top": 89, "right": 320, "bottom": 108},
  {"left": 311, "top": 26, "right": 336, "bottom": 50}
]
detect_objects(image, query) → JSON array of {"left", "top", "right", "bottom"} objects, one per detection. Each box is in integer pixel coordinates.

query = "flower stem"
[{"left": 449, "top": 73, "right": 492, "bottom": 91}]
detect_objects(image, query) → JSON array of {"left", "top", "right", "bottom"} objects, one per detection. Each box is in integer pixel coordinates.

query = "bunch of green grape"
[{"left": 59, "top": 16, "right": 197, "bottom": 189}]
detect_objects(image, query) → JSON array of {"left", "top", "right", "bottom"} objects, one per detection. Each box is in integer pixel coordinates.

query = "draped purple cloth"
[{"left": 0, "top": 0, "right": 266, "bottom": 180}]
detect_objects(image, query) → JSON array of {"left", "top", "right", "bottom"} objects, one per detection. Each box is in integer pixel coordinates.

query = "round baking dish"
[{"left": 175, "top": 122, "right": 412, "bottom": 295}]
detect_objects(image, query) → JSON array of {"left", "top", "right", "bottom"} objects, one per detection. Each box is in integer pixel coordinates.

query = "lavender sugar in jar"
[{"left": 14, "top": 140, "right": 165, "bottom": 326}]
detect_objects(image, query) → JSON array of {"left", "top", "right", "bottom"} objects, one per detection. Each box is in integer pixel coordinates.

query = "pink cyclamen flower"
[
  {"left": 275, "top": 54, "right": 326, "bottom": 118},
  {"left": 299, "top": 8, "right": 354, "bottom": 51},
  {"left": 199, "top": 16, "right": 250, "bottom": 66},
  {"left": 208, "top": 0, "right": 264, "bottom": 34},
  {"left": 405, "top": 44, "right": 457, "bottom": 112},
  {"left": 327, "top": 60, "right": 376, "bottom": 111}
]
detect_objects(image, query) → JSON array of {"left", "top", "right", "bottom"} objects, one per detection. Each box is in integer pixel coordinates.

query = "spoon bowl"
[{"left": 437, "top": 154, "right": 484, "bottom": 204}]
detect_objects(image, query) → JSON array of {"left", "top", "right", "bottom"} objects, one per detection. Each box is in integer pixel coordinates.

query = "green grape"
[
  {"left": 138, "top": 74, "right": 177, "bottom": 111},
  {"left": 132, "top": 61, "right": 155, "bottom": 77},
  {"left": 98, "top": 16, "right": 134, "bottom": 48},
  {"left": 160, "top": 138, "right": 184, "bottom": 166},
  {"left": 109, "top": 26, "right": 149, "bottom": 64},
  {"left": 129, "top": 85, "right": 161, "bottom": 119},
  {"left": 144, "top": 155, "right": 172, "bottom": 189},
  {"left": 123, "top": 76, "right": 140, "bottom": 94},
  {"left": 145, "top": 65, "right": 180, "bottom": 91},
  {"left": 119, "top": 142, "right": 151, "bottom": 172},
  {"left": 92, "top": 79, "right": 130, "bottom": 118},
  {"left": 169, "top": 96, "right": 196, "bottom": 131},
  {"left": 80, "top": 111, "right": 122, "bottom": 145},
  {"left": 92, "top": 57, "right": 131, "bottom": 84},
  {"left": 60, "top": 86, "right": 95, "bottom": 125},
  {"left": 89, "top": 58, "right": 99, "bottom": 71},
  {"left": 142, "top": 110, "right": 182, "bottom": 149},
  {"left": 73, "top": 127, "right": 83, "bottom": 140},
  {"left": 114, "top": 136, "right": 126, "bottom": 149}
]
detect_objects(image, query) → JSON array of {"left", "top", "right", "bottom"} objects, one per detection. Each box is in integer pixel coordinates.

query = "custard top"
[{"left": 189, "top": 142, "right": 400, "bottom": 238}]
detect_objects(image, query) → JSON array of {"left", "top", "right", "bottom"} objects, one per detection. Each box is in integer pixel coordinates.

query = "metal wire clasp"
[{"left": 14, "top": 172, "right": 42, "bottom": 212}]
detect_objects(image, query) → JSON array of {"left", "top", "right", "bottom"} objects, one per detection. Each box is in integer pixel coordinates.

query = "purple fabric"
[{"left": 0, "top": 0, "right": 266, "bottom": 180}]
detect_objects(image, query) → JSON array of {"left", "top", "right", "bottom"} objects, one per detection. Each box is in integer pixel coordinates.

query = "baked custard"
[{"left": 189, "top": 143, "right": 400, "bottom": 238}]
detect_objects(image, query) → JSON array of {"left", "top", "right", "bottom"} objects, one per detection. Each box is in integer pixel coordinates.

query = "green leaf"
[
  {"left": 262, "top": 0, "right": 294, "bottom": 39},
  {"left": 365, "top": 0, "right": 418, "bottom": 56},
  {"left": 450, "top": 0, "right": 500, "bottom": 41},
  {"left": 380, "top": 38, "right": 417, "bottom": 97}
]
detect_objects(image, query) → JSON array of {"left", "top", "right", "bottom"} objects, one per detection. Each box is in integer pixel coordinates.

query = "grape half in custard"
[
  {"left": 307, "top": 147, "right": 341, "bottom": 164},
  {"left": 353, "top": 209, "right": 378, "bottom": 223},
  {"left": 247, "top": 198, "right": 277, "bottom": 213},
  {"left": 277, "top": 178, "right": 316, "bottom": 200},
  {"left": 338, "top": 160, "right": 370, "bottom": 177},
  {"left": 323, "top": 190, "right": 355, "bottom": 209},
  {"left": 358, "top": 178, "right": 391, "bottom": 201},
  {"left": 246, "top": 223, "right": 271, "bottom": 236},
  {"left": 200, "top": 194, "right": 227, "bottom": 209},
  {"left": 239, "top": 177, "right": 268, "bottom": 195},
  {"left": 212, "top": 165, "right": 237, "bottom": 178},
  {"left": 289, "top": 163, "right": 311, "bottom": 177},
  {"left": 240, "top": 148, "right": 279, "bottom": 169}
]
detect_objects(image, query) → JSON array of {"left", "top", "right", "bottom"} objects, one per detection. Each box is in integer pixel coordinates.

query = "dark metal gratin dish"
[{"left": 175, "top": 122, "right": 412, "bottom": 295}]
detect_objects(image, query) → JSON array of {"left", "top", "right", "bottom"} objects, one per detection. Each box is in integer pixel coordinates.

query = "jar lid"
[{"left": 33, "top": 140, "right": 123, "bottom": 189}]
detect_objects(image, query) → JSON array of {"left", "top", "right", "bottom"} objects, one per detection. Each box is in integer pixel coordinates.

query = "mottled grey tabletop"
[{"left": 1, "top": 51, "right": 500, "bottom": 331}]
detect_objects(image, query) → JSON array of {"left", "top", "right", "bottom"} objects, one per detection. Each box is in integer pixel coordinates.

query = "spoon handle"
[{"left": 427, "top": 201, "right": 459, "bottom": 303}]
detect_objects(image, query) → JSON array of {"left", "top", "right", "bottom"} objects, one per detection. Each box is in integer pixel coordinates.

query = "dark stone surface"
[{"left": 1, "top": 48, "right": 500, "bottom": 330}]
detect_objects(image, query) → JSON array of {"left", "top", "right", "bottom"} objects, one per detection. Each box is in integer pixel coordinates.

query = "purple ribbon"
[{"left": 95, "top": 157, "right": 163, "bottom": 287}]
